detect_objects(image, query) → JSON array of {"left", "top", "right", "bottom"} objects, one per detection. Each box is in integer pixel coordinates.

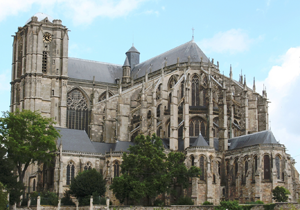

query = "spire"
[
  {"left": 230, "top": 65, "right": 233, "bottom": 79},
  {"left": 244, "top": 75, "right": 247, "bottom": 89},
  {"left": 253, "top": 77, "right": 256, "bottom": 92},
  {"left": 123, "top": 56, "right": 130, "bottom": 67}
]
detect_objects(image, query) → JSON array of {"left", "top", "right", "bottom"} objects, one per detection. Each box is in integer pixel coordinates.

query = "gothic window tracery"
[
  {"left": 84, "top": 162, "right": 92, "bottom": 171},
  {"left": 168, "top": 76, "right": 177, "bottom": 89},
  {"left": 66, "top": 161, "right": 75, "bottom": 185},
  {"left": 67, "top": 89, "right": 90, "bottom": 135},
  {"left": 189, "top": 117, "right": 206, "bottom": 137}
]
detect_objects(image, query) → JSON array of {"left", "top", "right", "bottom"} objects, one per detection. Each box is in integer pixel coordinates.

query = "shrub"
[
  {"left": 153, "top": 199, "right": 164, "bottom": 206},
  {"left": 255, "top": 200, "right": 264, "bottom": 204},
  {"left": 202, "top": 201, "right": 213, "bottom": 205},
  {"left": 40, "top": 191, "right": 58, "bottom": 206},
  {"left": 216, "top": 200, "right": 242, "bottom": 210},
  {"left": 272, "top": 186, "right": 290, "bottom": 202},
  {"left": 174, "top": 196, "right": 194, "bottom": 205},
  {"left": 61, "top": 191, "right": 75, "bottom": 206}
]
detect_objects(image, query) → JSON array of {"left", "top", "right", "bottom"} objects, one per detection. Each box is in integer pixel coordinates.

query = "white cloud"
[
  {"left": 144, "top": 10, "right": 159, "bottom": 16},
  {"left": 198, "top": 29, "right": 257, "bottom": 54},
  {"left": 257, "top": 46, "right": 300, "bottom": 171},
  {"left": 0, "top": 0, "right": 147, "bottom": 24}
]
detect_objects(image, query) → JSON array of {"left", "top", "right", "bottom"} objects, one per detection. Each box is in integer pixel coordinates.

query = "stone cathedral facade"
[{"left": 10, "top": 13, "right": 300, "bottom": 205}]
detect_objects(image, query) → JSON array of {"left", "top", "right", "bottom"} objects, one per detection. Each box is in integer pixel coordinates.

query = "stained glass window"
[
  {"left": 264, "top": 155, "right": 270, "bottom": 180},
  {"left": 67, "top": 161, "right": 75, "bottom": 185},
  {"left": 275, "top": 156, "right": 280, "bottom": 179},
  {"left": 200, "top": 156, "right": 205, "bottom": 180}
]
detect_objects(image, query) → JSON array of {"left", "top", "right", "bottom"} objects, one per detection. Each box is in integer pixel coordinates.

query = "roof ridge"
[
  {"left": 133, "top": 40, "right": 194, "bottom": 68},
  {"left": 69, "top": 57, "right": 122, "bottom": 67},
  {"left": 229, "top": 130, "right": 271, "bottom": 140}
]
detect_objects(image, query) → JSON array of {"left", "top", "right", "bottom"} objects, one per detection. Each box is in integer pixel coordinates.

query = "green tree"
[
  {"left": 110, "top": 134, "right": 201, "bottom": 205},
  {"left": 0, "top": 109, "right": 60, "bottom": 185},
  {"left": 216, "top": 200, "right": 242, "bottom": 210},
  {"left": 69, "top": 168, "right": 106, "bottom": 205},
  {"left": 0, "top": 182, "right": 9, "bottom": 210},
  {"left": 272, "top": 186, "right": 290, "bottom": 202},
  {"left": 0, "top": 146, "right": 24, "bottom": 205}
]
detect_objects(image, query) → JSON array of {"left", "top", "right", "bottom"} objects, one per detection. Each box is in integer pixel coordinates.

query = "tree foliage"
[
  {"left": 215, "top": 200, "right": 242, "bottom": 210},
  {"left": 110, "top": 134, "right": 201, "bottom": 205},
  {"left": 0, "top": 145, "right": 24, "bottom": 205},
  {"left": 0, "top": 110, "right": 60, "bottom": 184},
  {"left": 0, "top": 182, "right": 9, "bottom": 210},
  {"left": 69, "top": 169, "right": 106, "bottom": 202},
  {"left": 272, "top": 186, "right": 290, "bottom": 202}
]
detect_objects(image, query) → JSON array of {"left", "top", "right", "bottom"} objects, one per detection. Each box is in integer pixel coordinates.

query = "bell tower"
[{"left": 10, "top": 13, "right": 69, "bottom": 127}]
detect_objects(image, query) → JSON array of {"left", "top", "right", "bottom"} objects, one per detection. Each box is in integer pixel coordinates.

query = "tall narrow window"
[
  {"left": 200, "top": 156, "right": 205, "bottom": 180},
  {"left": 181, "top": 81, "right": 184, "bottom": 99},
  {"left": 245, "top": 161, "right": 248, "bottom": 174},
  {"left": 17, "top": 39, "right": 23, "bottom": 78},
  {"left": 42, "top": 51, "right": 47, "bottom": 73},
  {"left": 114, "top": 162, "right": 120, "bottom": 177},
  {"left": 201, "top": 122, "right": 205, "bottom": 136},
  {"left": 195, "top": 120, "right": 200, "bottom": 136},
  {"left": 192, "top": 75, "right": 199, "bottom": 106},
  {"left": 218, "top": 161, "right": 221, "bottom": 175},
  {"left": 213, "top": 174, "right": 216, "bottom": 184},
  {"left": 67, "top": 89, "right": 90, "bottom": 136},
  {"left": 235, "top": 159, "right": 238, "bottom": 176},
  {"left": 33, "top": 179, "right": 36, "bottom": 191},
  {"left": 254, "top": 156, "right": 258, "bottom": 172},
  {"left": 264, "top": 155, "right": 270, "bottom": 180},
  {"left": 190, "top": 117, "right": 206, "bottom": 137},
  {"left": 178, "top": 125, "right": 183, "bottom": 138},
  {"left": 275, "top": 156, "right": 280, "bottom": 179},
  {"left": 191, "top": 156, "right": 195, "bottom": 166},
  {"left": 66, "top": 161, "right": 75, "bottom": 185}
]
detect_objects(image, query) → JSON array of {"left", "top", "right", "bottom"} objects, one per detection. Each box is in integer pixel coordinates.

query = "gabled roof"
[
  {"left": 131, "top": 40, "right": 208, "bottom": 79},
  {"left": 68, "top": 57, "right": 122, "bottom": 84},
  {"left": 228, "top": 130, "right": 279, "bottom": 150},
  {"left": 26, "top": 12, "right": 54, "bottom": 25}
]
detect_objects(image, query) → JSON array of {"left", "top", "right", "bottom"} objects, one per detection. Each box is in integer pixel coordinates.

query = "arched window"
[
  {"left": 157, "top": 126, "right": 162, "bottom": 138},
  {"left": 200, "top": 156, "right": 205, "bottom": 180},
  {"left": 67, "top": 89, "right": 90, "bottom": 135},
  {"left": 84, "top": 162, "right": 92, "bottom": 171},
  {"left": 66, "top": 161, "right": 75, "bottom": 185},
  {"left": 114, "top": 162, "right": 120, "bottom": 178},
  {"left": 213, "top": 174, "right": 216, "bottom": 184},
  {"left": 264, "top": 155, "right": 270, "bottom": 180},
  {"left": 99, "top": 91, "right": 113, "bottom": 102},
  {"left": 191, "top": 156, "right": 195, "bottom": 166},
  {"left": 226, "top": 160, "right": 229, "bottom": 175},
  {"left": 168, "top": 122, "right": 171, "bottom": 138},
  {"left": 218, "top": 161, "right": 221, "bottom": 175},
  {"left": 168, "top": 76, "right": 177, "bottom": 89},
  {"left": 157, "top": 104, "right": 161, "bottom": 118},
  {"left": 245, "top": 160, "right": 248, "bottom": 174},
  {"left": 275, "top": 156, "right": 280, "bottom": 179},
  {"left": 254, "top": 156, "right": 258, "bottom": 172},
  {"left": 178, "top": 124, "right": 183, "bottom": 138},
  {"left": 156, "top": 84, "right": 161, "bottom": 100},
  {"left": 190, "top": 117, "right": 206, "bottom": 137},
  {"left": 191, "top": 75, "right": 200, "bottom": 106}
]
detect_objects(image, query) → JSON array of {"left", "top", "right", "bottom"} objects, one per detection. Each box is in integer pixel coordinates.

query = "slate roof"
[
  {"left": 192, "top": 134, "right": 209, "bottom": 147},
  {"left": 127, "top": 45, "right": 140, "bottom": 53},
  {"left": 131, "top": 40, "right": 209, "bottom": 79},
  {"left": 68, "top": 57, "right": 122, "bottom": 84},
  {"left": 123, "top": 56, "right": 130, "bottom": 67},
  {"left": 228, "top": 130, "right": 278, "bottom": 150},
  {"left": 56, "top": 127, "right": 97, "bottom": 153}
]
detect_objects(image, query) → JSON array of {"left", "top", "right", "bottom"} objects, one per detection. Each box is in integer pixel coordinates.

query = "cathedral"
[{"left": 10, "top": 13, "right": 300, "bottom": 205}]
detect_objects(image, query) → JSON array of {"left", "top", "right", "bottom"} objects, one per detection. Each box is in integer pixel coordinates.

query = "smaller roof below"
[
  {"left": 56, "top": 127, "right": 97, "bottom": 153},
  {"left": 126, "top": 45, "right": 140, "bottom": 53},
  {"left": 26, "top": 12, "right": 54, "bottom": 25},
  {"left": 228, "top": 130, "right": 279, "bottom": 150},
  {"left": 123, "top": 56, "right": 130, "bottom": 67},
  {"left": 192, "top": 133, "right": 209, "bottom": 147}
]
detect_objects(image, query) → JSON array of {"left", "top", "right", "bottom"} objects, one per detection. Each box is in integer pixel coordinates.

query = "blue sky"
[{"left": 0, "top": 0, "right": 300, "bottom": 171}]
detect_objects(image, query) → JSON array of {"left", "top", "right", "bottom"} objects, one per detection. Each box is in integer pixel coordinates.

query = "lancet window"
[
  {"left": 264, "top": 155, "right": 270, "bottom": 180},
  {"left": 275, "top": 156, "right": 280, "bottom": 179},
  {"left": 191, "top": 75, "right": 200, "bottom": 106},
  {"left": 189, "top": 117, "right": 206, "bottom": 137},
  {"left": 191, "top": 156, "right": 195, "bottom": 166},
  {"left": 67, "top": 89, "right": 90, "bottom": 135},
  {"left": 114, "top": 161, "right": 120, "bottom": 178},
  {"left": 200, "top": 156, "right": 205, "bottom": 180},
  {"left": 66, "top": 161, "right": 75, "bottom": 185}
]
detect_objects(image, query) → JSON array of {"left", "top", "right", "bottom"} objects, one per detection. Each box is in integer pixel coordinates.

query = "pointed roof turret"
[
  {"left": 192, "top": 133, "right": 209, "bottom": 147},
  {"left": 123, "top": 56, "right": 130, "bottom": 67},
  {"left": 127, "top": 44, "right": 140, "bottom": 54}
]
